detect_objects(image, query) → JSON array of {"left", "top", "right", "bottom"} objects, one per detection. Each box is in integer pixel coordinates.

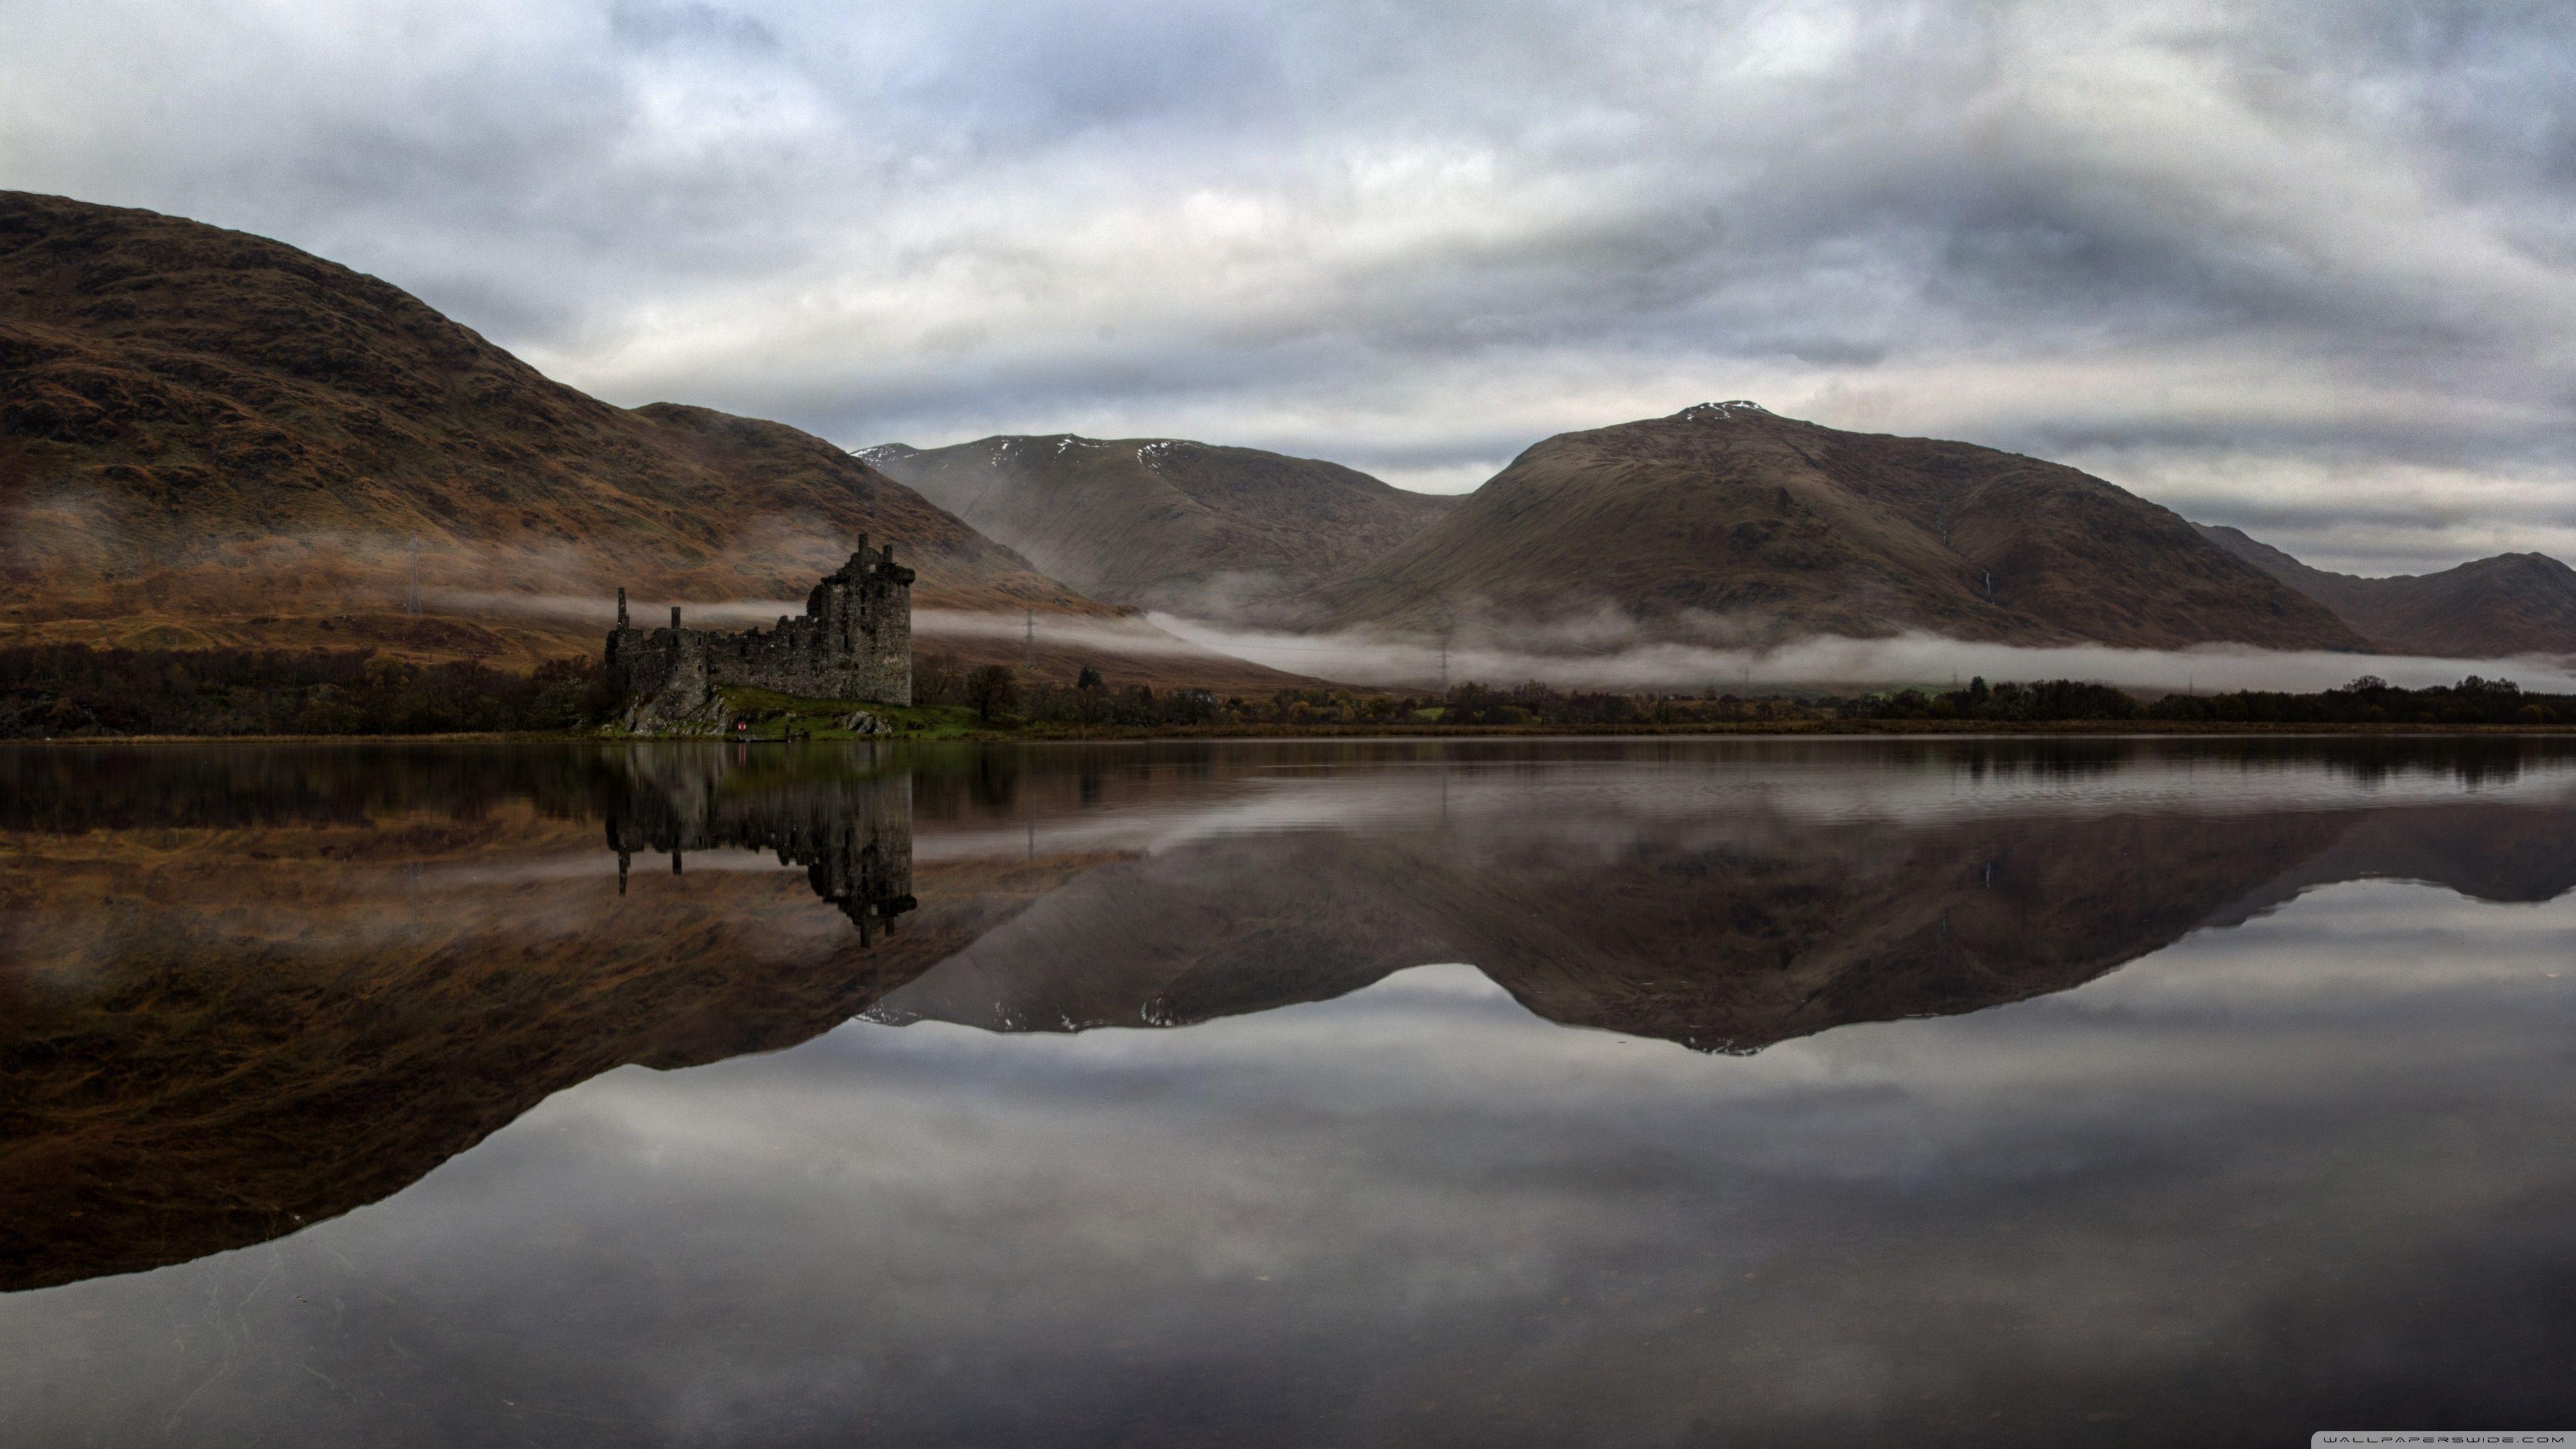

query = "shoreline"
[{"left": 14, "top": 719, "right": 2576, "bottom": 746}]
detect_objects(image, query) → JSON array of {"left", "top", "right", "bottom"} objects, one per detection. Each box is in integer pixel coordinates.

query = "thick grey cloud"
[{"left": 3, "top": 0, "right": 2573, "bottom": 572}]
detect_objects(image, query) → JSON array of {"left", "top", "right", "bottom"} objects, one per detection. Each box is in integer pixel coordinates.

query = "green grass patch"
[{"left": 715, "top": 687, "right": 990, "bottom": 740}]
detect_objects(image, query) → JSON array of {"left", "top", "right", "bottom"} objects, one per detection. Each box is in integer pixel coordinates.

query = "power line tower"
[
  {"left": 1024, "top": 610, "right": 1036, "bottom": 673},
  {"left": 404, "top": 539, "right": 421, "bottom": 615}
]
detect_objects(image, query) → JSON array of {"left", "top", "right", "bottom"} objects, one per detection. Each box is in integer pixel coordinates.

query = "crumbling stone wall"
[{"left": 606, "top": 539, "right": 913, "bottom": 732}]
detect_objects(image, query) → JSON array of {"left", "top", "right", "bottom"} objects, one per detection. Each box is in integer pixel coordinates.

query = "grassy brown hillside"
[
  {"left": 2198, "top": 524, "right": 2576, "bottom": 658},
  {"left": 1323, "top": 401, "right": 2371, "bottom": 651},
  {"left": 0, "top": 191, "right": 1142, "bottom": 673},
  {"left": 865, "top": 434, "right": 1455, "bottom": 623}
]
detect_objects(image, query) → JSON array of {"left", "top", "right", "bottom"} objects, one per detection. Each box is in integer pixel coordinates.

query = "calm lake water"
[{"left": 4, "top": 737, "right": 2575, "bottom": 1446}]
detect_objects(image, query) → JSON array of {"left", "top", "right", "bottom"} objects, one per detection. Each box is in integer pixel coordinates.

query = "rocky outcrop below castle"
[{"left": 607, "top": 541, "right": 914, "bottom": 733}]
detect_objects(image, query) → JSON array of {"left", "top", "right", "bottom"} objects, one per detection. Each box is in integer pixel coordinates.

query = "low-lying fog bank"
[
  {"left": 429, "top": 589, "right": 2576, "bottom": 700},
  {"left": 1147, "top": 614, "right": 2576, "bottom": 696}
]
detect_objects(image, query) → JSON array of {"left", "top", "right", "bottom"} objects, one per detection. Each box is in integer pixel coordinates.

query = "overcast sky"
[{"left": 5, "top": 0, "right": 2573, "bottom": 574}]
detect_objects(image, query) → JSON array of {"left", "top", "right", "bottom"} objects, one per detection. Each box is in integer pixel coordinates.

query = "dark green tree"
[{"left": 964, "top": 664, "right": 1018, "bottom": 722}]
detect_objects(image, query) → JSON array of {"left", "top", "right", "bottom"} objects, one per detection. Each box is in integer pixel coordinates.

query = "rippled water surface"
[{"left": 5, "top": 737, "right": 2575, "bottom": 1446}]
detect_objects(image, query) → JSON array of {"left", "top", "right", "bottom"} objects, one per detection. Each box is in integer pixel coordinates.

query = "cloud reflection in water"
[{"left": 3, "top": 740, "right": 2575, "bottom": 1445}]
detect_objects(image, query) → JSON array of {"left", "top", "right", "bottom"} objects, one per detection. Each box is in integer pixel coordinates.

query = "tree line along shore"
[{"left": 3, "top": 643, "right": 2571, "bottom": 741}]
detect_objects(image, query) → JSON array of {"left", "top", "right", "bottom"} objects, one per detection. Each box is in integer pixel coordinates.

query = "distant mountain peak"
[
  {"left": 1324, "top": 406, "right": 2369, "bottom": 651},
  {"left": 1676, "top": 400, "right": 1768, "bottom": 421},
  {"left": 866, "top": 433, "right": 1456, "bottom": 624},
  {"left": 978, "top": 433, "right": 1120, "bottom": 460}
]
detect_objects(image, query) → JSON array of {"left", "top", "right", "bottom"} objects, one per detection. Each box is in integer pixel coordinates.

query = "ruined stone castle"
[{"left": 606, "top": 540, "right": 913, "bottom": 731}]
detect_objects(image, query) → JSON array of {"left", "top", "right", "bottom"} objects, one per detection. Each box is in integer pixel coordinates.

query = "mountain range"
[
  {"left": 870, "top": 404, "right": 2576, "bottom": 661},
  {"left": 3, "top": 188, "right": 2570, "bottom": 681},
  {"left": 864, "top": 434, "right": 1454, "bottom": 624},
  {"left": 2198, "top": 524, "right": 2576, "bottom": 657}
]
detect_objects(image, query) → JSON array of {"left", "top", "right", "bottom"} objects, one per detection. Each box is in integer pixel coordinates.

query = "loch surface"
[{"left": 4, "top": 737, "right": 2575, "bottom": 1446}]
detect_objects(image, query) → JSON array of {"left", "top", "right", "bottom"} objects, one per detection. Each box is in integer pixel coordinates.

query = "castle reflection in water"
[{"left": 605, "top": 750, "right": 917, "bottom": 943}]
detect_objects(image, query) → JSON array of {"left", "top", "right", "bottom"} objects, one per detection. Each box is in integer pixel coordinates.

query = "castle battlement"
[{"left": 607, "top": 539, "right": 914, "bottom": 731}]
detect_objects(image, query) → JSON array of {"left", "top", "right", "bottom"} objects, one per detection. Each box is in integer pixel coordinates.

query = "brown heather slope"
[
  {"left": 1322, "top": 400, "right": 2372, "bottom": 651},
  {"left": 0, "top": 191, "right": 1285, "bottom": 681},
  {"left": 864, "top": 434, "right": 1456, "bottom": 623},
  {"left": 2197, "top": 524, "right": 2576, "bottom": 659}
]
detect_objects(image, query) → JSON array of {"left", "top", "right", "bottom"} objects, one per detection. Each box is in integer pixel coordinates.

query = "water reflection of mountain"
[
  {"left": 0, "top": 748, "right": 973, "bottom": 1293},
  {"left": 873, "top": 782, "right": 2576, "bottom": 1053},
  {"left": 7, "top": 739, "right": 2576, "bottom": 1296}
]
